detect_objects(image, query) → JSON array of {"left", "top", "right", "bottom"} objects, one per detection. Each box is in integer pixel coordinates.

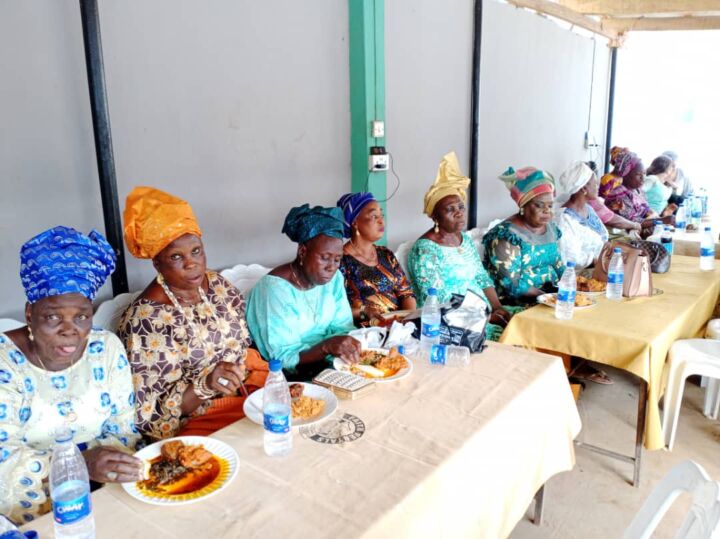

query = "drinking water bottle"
[
  {"left": 661, "top": 226, "right": 673, "bottom": 254},
  {"left": 700, "top": 227, "right": 716, "bottom": 271},
  {"left": 420, "top": 288, "right": 441, "bottom": 352},
  {"left": 606, "top": 247, "right": 624, "bottom": 300},
  {"left": 690, "top": 196, "right": 702, "bottom": 226},
  {"left": 50, "top": 428, "right": 95, "bottom": 539},
  {"left": 698, "top": 187, "right": 709, "bottom": 215},
  {"left": 675, "top": 203, "right": 687, "bottom": 230},
  {"left": 263, "top": 359, "right": 292, "bottom": 457},
  {"left": 652, "top": 220, "right": 664, "bottom": 238},
  {"left": 428, "top": 344, "right": 470, "bottom": 367},
  {"left": 555, "top": 261, "right": 576, "bottom": 320}
]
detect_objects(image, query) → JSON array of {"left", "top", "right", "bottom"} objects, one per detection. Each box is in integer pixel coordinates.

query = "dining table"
[
  {"left": 500, "top": 255, "right": 720, "bottom": 485},
  {"left": 22, "top": 342, "right": 580, "bottom": 539}
]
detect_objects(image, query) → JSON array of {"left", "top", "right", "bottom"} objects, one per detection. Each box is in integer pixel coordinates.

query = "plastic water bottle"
[
  {"left": 50, "top": 429, "right": 95, "bottom": 539},
  {"left": 555, "top": 261, "right": 576, "bottom": 320},
  {"left": 652, "top": 220, "right": 664, "bottom": 237},
  {"left": 661, "top": 226, "right": 673, "bottom": 254},
  {"left": 691, "top": 196, "right": 702, "bottom": 225},
  {"left": 420, "top": 287, "right": 441, "bottom": 352},
  {"left": 428, "top": 344, "right": 470, "bottom": 367},
  {"left": 700, "top": 227, "right": 716, "bottom": 271},
  {"left": 675, "top": 203, "right": 687, "bottom": 230},
  {"left": 606, "top": 247, "right": 624, "bottom": 300},
  {"left": 263, "top": 359, "right": 292, "bottom": 457},
  {"left": 698, "top": 187, "right": 709, "bottom": 215}
]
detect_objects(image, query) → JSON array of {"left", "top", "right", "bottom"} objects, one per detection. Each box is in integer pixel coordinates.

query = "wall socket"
[
  {"left": 369, "top": 146, "right": 389, "bottom": 171},
  {"left": 371, "top": 120, "right": 385, "bottom": 138}
]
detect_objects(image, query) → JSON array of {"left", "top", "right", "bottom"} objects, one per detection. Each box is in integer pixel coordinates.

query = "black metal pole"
[
  {"left": 79, "top": 0, "right": 128, "bottom": 295},
  {"left": 604, "top": 46, "right": 618, "bottom": 174},
  {"left": 468, "top": 0, "right": 483, "bottom": 229}
]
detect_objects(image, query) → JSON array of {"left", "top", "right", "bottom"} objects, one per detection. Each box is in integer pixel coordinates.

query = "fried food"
[
  {"left": 138, "top": 440, "right": 220, "bottom": 496},
  {"left": 177, "top": 445, "right": 213, "bottom": 468},
  {"left": 351, "top": 348, "right": 408, "bottom": 378},
  {"left": 291, "top": 395, "right": 325, "bottom": 420},
  {"left": 160, "top": 440, "right": 184, "bottom": 461},
  {"left": 543, "top": 294, "right": 594, "bottom": 307},
  {"left": 289, "top": 383, "right": 304, "bottom": 399},
  {"left": 576, "top": 275, "right": 606, "bottom": 293}
]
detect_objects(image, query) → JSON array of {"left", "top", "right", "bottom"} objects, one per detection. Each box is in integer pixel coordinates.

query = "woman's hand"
[
  {"left": 206, "top": 361, "right": 247, "bottom": 395},
  {"left": 83, "top": 447, "right": 143, "bottom": 483},
  {"left": 363, "top": 302, "right": 386, "bottom": 323},
  {"left": 322, "top": 336, "right": 362, "bottom": 364},
  {"left": 489, "top": 307, "right": 513, "bottom": 327}
]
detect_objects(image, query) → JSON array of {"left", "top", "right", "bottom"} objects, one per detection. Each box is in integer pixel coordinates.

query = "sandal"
[{"left": 572, "top": 367, "right": 613, "bottom": 385}]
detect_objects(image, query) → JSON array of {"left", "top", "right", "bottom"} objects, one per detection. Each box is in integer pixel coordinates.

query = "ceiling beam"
[
  {"left": 602, "top": 15, "right": 720, "bottom": 31},
  {"left": 558, "top": 0, "right": 720, "bottom": 16},
  {"left": 506, "top": 0, "right": 620, "bottom": 43}
]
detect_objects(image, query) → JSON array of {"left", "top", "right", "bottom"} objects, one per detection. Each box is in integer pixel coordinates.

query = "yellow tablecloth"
[
  {"left": 23, "top": 343, "right": 580, "bottom": 539},
  {"left": 500, "top": 255, "right": 720, "bottom": 451}
]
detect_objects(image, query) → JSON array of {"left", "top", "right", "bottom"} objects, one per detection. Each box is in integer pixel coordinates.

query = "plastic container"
[
  {"left": 420, "top": 287, "right": 441, "bottom": 352},
  {"left": 263, "top": 359, "right": 292, "bottom": 457},
  {"left": 606, "top": 247, "right": 624, "bottom": 300},
  {"left": 428, "top": 344, "right": 470, "bottom": 367},
  {"left": 661, "top": 226, "right": 673, "bottom": 254},
  {"left": 700, "top": 227, "right": 716, "bottom": 271},
  {"left": 675, "top": 203, "right": 687, "bottom": 230},
  {"left": 50, "top": 428, "right": 95, "bottom": 539},
  {"left": 652, "top": 220, "right": 664, "bottom": 237},
  {"left": 555, "top": 261, "right": 576, "bottom": 320}
]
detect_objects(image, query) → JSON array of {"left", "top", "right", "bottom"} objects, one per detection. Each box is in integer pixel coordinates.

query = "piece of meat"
[
  {"left": 177, "top": 445, "right": 213, "bottom": 468},
  {"left": 289, "top": 383, "right": 304, "bottom": 399},
  {"left": 161, "top": 440, "right": 185, "bottom": 461}
]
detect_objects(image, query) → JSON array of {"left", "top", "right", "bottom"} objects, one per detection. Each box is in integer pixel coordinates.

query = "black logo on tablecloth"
[{"left": 300, "top": 413, "right": 365, "bottom": 444}]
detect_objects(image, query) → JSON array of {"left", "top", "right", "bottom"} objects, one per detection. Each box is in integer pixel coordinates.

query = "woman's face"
[
  {"left": 584, "top": 174, "right": 600, "bottom": 200},
  {"left": 153, "top": 233, "right": 207, "bottom": 290},
  {"left": 299, "top": 234, "right": 344, "bottom": 286},
  {"left": 354, "top": 201, "right": 385, "bottom": 242},
  {"left": 25, "top": 293, "right": 93, "bottom": 367},
  {"left": 522, "top": 193, "right": 554, "bottom": 227},
  {"left": 433, "top": 195, "right": 466, "bottom": 234},
  {"left": 624, "top": 162, "right": 645, "bottom": 190}
]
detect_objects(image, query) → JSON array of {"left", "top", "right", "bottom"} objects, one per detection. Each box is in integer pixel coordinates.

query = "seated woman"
[
  {"left": 407, "top": 152, "right": 517, "bottom": 341},
  {"left": 337, "top": 192, "right": 416, "bottom": 326},
  {"left": 247, "top": 204, "right": 360, "bottom": 380},
  {"left": 119, "top": 187, "right": 267, "bottom": 441},
  {"left": 555, "top": 161, "right": 608, "bottom": 269},
  {"left": 1, "top": 227, "right": 141, "bottom": 525},
  {"left": 483, "top": 167, "right": 564, "bottom": 303},
  {"left": 643, "top": 155, "right": 677, "bottom": 216},
  {"left": 599, "top": 147, "right": 674, "bottom": 232},
  {"left": 585, "top": 160, "right": 643, "bottom": 235}
]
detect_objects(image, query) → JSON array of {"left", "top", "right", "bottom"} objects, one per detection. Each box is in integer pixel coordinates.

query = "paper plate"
[
  {"left": 243, "top": 382, "right": 338, "bottom": 428},
  {"left": 537, "top": 293, "right": 597, "bottom": 310},
  {"left": 333, "top": 348, "right": 413, "bottom": 383},
  {"left": 122, "top": 436, "right": 238, "bottom": 506}
]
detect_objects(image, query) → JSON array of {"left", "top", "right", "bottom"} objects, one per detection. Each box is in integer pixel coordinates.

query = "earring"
[
  {"left": 433, "top": 221, "right": 439, "bottom": 234},
  {"left": 28, "top": 326, "right": 34, "bottom": 342},
  {"left": 519, "top": 207, "right": 525, "bottom": 216},
  {"left": 355, "top": 228, "right": 360, "bottom": 238}
]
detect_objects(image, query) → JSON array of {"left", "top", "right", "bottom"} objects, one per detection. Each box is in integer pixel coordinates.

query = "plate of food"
[
  {"left": 333, "top": 347, "right": 412, "bottom": 383},
  {"left": 537, "top": 293, "right": 597, "bottom": 309},
  {"left": 122, "top": 436, "right": 238, "bottom": 505},
  {"left": 243, "top": 382, "right": 338, "bottom": 428},
  {"left": 576, "top": 275, "right": 606, "bottom": 295}
]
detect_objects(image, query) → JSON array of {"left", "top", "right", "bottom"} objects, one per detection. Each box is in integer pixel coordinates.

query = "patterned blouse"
[
  {"left": 340, "top": 246, "right": 415, "bottom": 325},
  {"left": 0, "top": 330, "right": 138, "bottom": 525},
  {"left": 407, "top": 232, "right": 494, "bottom": 307},
  {"left": 482, "top": 220, "right": 564, "bottom": 301},
  {"left": 118, "top": 272, "right": 251, "bottom": 441},
  {"left": 601, "top": 173, "right": 654, "bottom": 222},
  {"left": 556, "top": 206, "right": 607, "bottom": 270}
]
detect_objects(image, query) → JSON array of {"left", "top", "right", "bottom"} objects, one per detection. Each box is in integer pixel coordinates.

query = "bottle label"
[
  {"left": 701, "top": 247, "right": 714, "bottom": 257},
  {"left": 53, "top": 488, "right": 91, "bottom": 525},
  {"left": 676, "top": 221, "right": 686, "bottom": 229},
  {"left": 263, "top": 413, "right": 290, "bottom": 434},
  {"left": 557, "top": 289, "right": 576, "bottom": 303},
  {"left": 663, "top": 242, "right": 673, "bottom": 254},
  {"left": 429, "top": 344, "right": 447, "bottom": 365},
  {"left": 421, "top": 322, "right": 440, "bottom": 338},
  {"left": 608, "top": 272, "right": 623, "bottom": 284}
]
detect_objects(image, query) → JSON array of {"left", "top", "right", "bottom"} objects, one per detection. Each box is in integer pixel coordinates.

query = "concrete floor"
[{"left": 511, "top": 365, "right": 720, "bottom": 539}]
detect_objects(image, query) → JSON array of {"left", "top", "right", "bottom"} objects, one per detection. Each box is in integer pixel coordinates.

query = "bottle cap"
[
  {"left": 397, "top": 345, "right": 405, "bottom": 355},
  {"left": 268, "top": 359, "right": 282, "bottom": 372},
  {"left": 566, "top": 261, "right": 576, "bottom": 268},
  {"left": 654, "top": 220, "right": 662, "bottom": 225},
  {"left": 427, "top": 287, "right": 437, "bottom": 296},
  {"left": 613, "top": 247, "right": 622, "bottom": 253},
  {"left": 664, "top": 226, "right": 671, "bottom": 231},
  {"left": 705, "top": 226, "right": 711, "bottom": 232}
]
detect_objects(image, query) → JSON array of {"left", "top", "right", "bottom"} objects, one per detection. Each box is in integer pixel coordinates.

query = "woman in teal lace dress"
[
  {"left": 407, "top": 152, "right": 518, "bottom": 341},
  {"left": 483, "top": 167, "right": 564, "bottom": 303}
]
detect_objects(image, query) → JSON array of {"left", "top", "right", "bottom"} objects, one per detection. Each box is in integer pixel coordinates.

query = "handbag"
[
  {"left": 593, "top": 240, "right": 643, "bottom": 282},
  {"left": 592, "top": 240, "right": 653, "bottom": 297},
  {"left": 628, "top": 239, "right": 672, "bottom": 274}
]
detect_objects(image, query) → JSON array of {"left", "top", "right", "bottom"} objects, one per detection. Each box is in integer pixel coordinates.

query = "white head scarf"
[{"left": 555, "top": 162, "right": 594, "bottom": 207}]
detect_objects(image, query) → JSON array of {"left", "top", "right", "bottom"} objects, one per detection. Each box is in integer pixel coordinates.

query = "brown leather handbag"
[
  {"left": 628, "top": 239, "right": 672, "bottom": 274},
  {"left": 593, "top": 240, "right": 653, "bottom": 297}
]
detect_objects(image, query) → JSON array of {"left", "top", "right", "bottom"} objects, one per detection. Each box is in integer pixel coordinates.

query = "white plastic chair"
[
  {"left": 467, "top": 227, "right": 487, "bottom": 257},
  {"left": 394, "top": 239, "right": 414, "bottom": 277},
  {"left": 662, "top": 339, "right": 720, "bottom": 451},
  {"left": 0, "top": 318, "right": 24, "bottom": 333},
  {"left": 93, "top": 292, "right": 139, "bottom": 333},
  {"left": 703, "top": 320, "right": 720, "bottom": 419},
  {"left": 220, "top": 263, "right": 270, "bottom": 295},
  {"left": 623, "top": 460, "right": 720, "bottom": 539}
]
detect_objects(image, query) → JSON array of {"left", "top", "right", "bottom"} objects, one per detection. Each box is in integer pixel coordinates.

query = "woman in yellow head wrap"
[
  {"left": 118, "top": 186, "right": 267, "bottom": 440},
  {"left": 407, "top": 152, "right": 518, "bottom": 341}
]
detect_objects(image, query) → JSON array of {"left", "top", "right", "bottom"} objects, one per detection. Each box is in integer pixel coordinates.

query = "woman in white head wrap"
[{"left": 555, "top": 162, "right": 608, "bottom": 269}]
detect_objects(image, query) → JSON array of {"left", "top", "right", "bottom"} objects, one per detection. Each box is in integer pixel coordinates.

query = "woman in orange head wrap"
[{"left": 118, "top": 187, "right": 267, "bottom": 440}]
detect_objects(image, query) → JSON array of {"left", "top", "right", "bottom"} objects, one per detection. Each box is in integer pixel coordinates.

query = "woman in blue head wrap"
[
  {"left": 247, "top": 204, "right": 360, "bottom": 380},
  {"left": 0, "top": 226, "right": 141, "bottom": 525},
  {"left": 337, "top": 192, "right": 416, "bottom": 326}
]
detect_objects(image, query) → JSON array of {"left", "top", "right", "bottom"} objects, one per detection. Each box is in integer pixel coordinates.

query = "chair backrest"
[
  {"left": 394, "top": 240, "right": 414, "bottom": 277},
  {"left": 93, "top": 292, "right": 140, "bottom": 333},
  {"left": 623, "top": 460, "right": 720, "bottom": 539},
  {"left": 0, "top": 318, "right": 24, "bottom": 333},
  {"left": 706, "top": 319, "right": 720, "bottom": 340},
  {"left": 220, "top": 263, "right": 271, "bottom": 295},
  {"left": 467, "top": 227, "right": 487, "bottom": 257}
]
